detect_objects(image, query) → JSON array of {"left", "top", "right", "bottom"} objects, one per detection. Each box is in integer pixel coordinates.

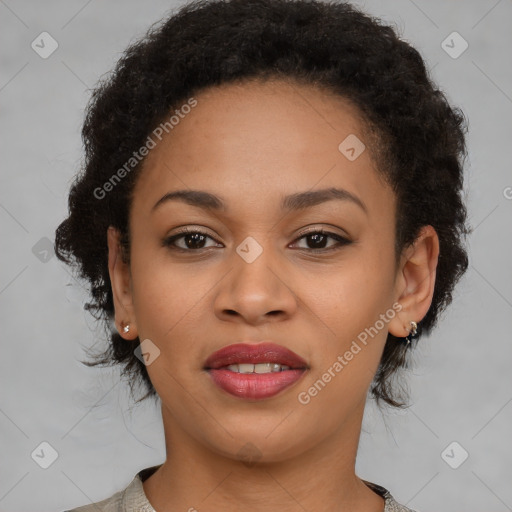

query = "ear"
[
  {"left": 388, "top": 225, "right": 440, "bottom": 338},
  {"left": 107, "top": 226, "right": 138, "bottom": 340}
]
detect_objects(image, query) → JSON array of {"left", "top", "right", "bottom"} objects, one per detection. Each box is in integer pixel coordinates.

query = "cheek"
[
  {"left": 308, "top": 257, "right": 394, "bottom": 338},
  {"left": 129, "top": 246, "right": 209, "bottom": 341},
  {"left": 295, "top": 268, "right": 393, "bottom": 420},
  {"left": 301, "top": 243, "right": 396, "bottom": 391}
]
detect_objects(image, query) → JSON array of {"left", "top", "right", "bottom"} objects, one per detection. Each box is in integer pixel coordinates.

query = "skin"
[{"left": 107, "top": 78, "right": 439, "bottom": 512}]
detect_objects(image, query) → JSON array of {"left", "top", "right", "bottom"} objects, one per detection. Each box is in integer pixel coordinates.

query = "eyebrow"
[{"left": 151, "top": 187, "right": 367, "bottom": 214}]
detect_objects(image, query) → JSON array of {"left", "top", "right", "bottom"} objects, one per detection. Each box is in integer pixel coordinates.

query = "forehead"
[{"left": 132, "top": 78, "right": 392, "bottom": 219}]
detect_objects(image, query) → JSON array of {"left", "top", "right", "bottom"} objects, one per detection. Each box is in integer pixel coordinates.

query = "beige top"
[{"left": 64, "top": 465, "right": 416, "bottom": 512}]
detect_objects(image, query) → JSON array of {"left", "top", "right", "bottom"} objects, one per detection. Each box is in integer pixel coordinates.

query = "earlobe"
[
  {"left": 388, "top": 225, "right": 440, "bottom": 338},
  {"left": 107, "top": 227, "right": 138, "bottom": 339}
]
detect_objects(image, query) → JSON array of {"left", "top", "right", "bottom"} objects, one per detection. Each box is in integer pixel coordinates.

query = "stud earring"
[
  {"left": 405, "top": 320, "right": 418, "bottom": 346},
  {"left": 123, "top": 324, "right": 130, "bottom": 334}
]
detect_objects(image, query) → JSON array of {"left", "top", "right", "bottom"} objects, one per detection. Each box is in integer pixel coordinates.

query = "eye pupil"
[
  {"left": 185, "top": 233, "right": 206, "bottom": 249},
  {"left": 308, "top": 233, "right": 327, "bottom": 249}
]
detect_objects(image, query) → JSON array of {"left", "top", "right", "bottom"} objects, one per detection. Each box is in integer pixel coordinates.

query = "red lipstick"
[{"left": 204, "top": 342, "right": 308, "bottom": 400}]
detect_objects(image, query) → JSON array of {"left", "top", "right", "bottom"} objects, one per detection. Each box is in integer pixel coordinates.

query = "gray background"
[{"left": 1, "top": 0, "right": 511, "bottom": 511}]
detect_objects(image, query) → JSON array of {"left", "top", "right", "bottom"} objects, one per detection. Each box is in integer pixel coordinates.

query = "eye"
[
  {"left": 163, "top": 227, "right": 352, "bottom": 253},
  {"left": 163, "top": 228, "right": 221, "bottom": 251},
  {"left": 290, "top": 229, "right": 352, "bottom": 253}
]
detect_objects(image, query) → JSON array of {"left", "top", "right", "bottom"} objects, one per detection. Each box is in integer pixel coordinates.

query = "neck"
[{"left": 142, "top": 401, "right": 384, "bottom": 512}]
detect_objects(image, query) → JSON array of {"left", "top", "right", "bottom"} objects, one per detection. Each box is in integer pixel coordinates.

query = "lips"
[
  {"left": 204, "top": 342, "right": 308, "bottom": 400},
  {"left": 204, "top": 342, "right": 308, "bottom": 370}
]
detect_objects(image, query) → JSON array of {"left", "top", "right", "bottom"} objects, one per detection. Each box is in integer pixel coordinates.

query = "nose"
[{"left": 213, "top": 244, "right": 298, "bottom": 326}]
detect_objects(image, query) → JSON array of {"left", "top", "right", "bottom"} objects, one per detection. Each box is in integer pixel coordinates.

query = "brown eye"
[
  {"left": 163, "top": 229, "right": 221, "bottom": 251},
  {"left": 162, "top": 228, "right": 351, "bottom": 254},
  {"left": 291, "top": 230, "right": 351, "bottom": 252}
]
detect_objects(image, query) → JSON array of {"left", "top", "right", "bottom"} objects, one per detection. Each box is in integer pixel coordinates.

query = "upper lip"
[{"left": 204, "top": 342, "right": 309, "bottom": 370}]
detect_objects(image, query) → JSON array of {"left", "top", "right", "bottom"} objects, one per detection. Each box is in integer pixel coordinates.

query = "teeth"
[
  {"left": 226, "top": 363, "right": 291, "bottom": 373},
  {"left": 255, "top": 363, "right": 276, "bottom": 374},
  {"left": 238, "top": 363, "right": 255, "bottom": 374}
]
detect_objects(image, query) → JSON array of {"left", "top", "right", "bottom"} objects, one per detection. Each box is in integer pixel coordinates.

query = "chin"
[{"left": 201, "top": 427, "right": 313, "bottom": 465}]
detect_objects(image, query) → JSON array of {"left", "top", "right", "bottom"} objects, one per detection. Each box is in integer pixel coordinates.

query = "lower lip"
[{"left": 207, "top": 369, "right": 306, "bottom": 400}]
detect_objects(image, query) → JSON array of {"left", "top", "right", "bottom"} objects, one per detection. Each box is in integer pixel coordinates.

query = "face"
[{"left": 108, "top": 78, "right": 437, "bottom": 464}]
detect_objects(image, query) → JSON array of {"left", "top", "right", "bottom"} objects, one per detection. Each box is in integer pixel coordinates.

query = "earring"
[
  {"left": 405, "top": 320, "right": 418, "bottom": 346},
  {"left": 123, "top": 324, "right": 130, "bottom": 334}
]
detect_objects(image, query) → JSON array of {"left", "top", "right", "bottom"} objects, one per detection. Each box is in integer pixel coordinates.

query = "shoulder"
[
  {"left": 62, "top": 465, "right": 162, "bottom": 512},
  {"left": 62, "top": 475, "right": 139, "bottom": 512},
  {"left": 63, "top": 464, "right": 162, "bottom": 512},
  {"left": 384, "top": 497, "right": 418, "bottom": 512},
  {"left": 62, "top": 486, "right": 125, "bottom": 512},
  {"left": 364, "top": 480, "right": 419, "bottom": 512}
]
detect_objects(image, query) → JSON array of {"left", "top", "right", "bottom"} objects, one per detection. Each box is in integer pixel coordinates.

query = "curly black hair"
[{"left": 55, "top": 0, "right": 470, "bottom": 408}]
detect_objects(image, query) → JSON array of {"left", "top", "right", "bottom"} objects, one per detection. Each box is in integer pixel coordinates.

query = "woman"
[{"left": 56, "top": 0, "right": 469, "bottom": 510}]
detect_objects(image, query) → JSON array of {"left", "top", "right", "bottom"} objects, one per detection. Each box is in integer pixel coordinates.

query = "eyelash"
[{"left": 162, "top": 227, "right": 352, "bottom": 254}]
